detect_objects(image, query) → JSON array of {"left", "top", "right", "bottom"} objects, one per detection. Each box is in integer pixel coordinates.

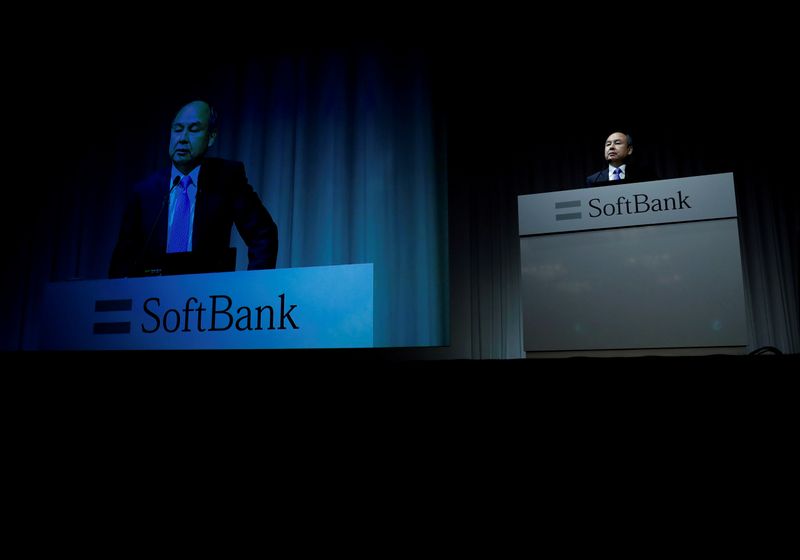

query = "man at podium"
[
  {"left": 109, "top": 100, "right": 279, "bottom": 278},
  {"left": 586, "top": 131, "right": 660, "bottom": 186}
]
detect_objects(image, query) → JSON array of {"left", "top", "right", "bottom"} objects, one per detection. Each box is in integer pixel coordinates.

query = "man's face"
[
  {"left": 170, "top": 102, "right": 216, "bottom": 172},
  {"left": 604, "top": 132, "right": 632, "bottom": 165}
]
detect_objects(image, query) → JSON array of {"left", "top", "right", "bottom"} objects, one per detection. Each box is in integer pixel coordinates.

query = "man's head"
[
  {"left": 604, "top": 131, "right": 633, "bottom": 166},
  {"left": 170, "top": 100, "right": 218, "bottom": 174}
]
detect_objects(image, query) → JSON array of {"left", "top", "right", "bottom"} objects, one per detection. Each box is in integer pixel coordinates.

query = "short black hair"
[
  {"left": 207, "top": 103, "right": 218, "bottom": 135},
  {"left": 174, "top": 100, "right": 218, "bottom": 134},
  {"left": 608, "top": 131, "right": 633, "bottom": 147}
]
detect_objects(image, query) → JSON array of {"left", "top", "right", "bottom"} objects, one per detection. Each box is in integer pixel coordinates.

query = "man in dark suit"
[
  {"left": 109, "top": 100, "right": 278, "bottom": 278},
  {"left": 586, "top": 131, "right": 660, "bottom": 186}
]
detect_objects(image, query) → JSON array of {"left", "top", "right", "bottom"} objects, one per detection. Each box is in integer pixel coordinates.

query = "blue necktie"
[
  {"left": 167, "top": 175, "right": 192, "bottom": 253},
  {"left": 612, "top": 168, "right": 622, "bottom": 181}
]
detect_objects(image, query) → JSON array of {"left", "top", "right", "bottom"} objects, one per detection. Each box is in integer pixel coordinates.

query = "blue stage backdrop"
[{"left": 16, "top": 49, "right": 448, "bottom": 350}]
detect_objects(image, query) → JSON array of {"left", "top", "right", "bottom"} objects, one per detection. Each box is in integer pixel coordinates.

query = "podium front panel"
[
  {"left": 520, "top": 219, "right": 746, "bottom": 351},
  {"left": 518, "top": 173, "right": 747, "bottom": 353},
  {"left": 40, "top": 264, "right": 373, "bottom": 350}
]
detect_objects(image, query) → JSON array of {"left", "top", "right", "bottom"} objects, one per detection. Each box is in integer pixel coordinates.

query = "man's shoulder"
[
  {"left": 198, "top": 158, "right": 248, "bottom": 192},
  {"left": 199, "top": 158, "right": 247, "bottom": 184},
  {"left": 586, "top": 169, "right": 608, "bottom": 186},
  {"left": 203, "top": 157, "right": 244, "bottom": 173}
]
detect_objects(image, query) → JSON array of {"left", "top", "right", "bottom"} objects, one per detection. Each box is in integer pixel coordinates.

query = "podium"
[
  {"left": 517, "top": 173, "right": 747, "bottom": 356},
  {"left": 39, "top": 264, "right": 373, "bottom": 350}
]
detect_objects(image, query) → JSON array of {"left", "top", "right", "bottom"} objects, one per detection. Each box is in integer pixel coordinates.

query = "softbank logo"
[
  {"left": 92, "top": 294, "right": 299, "bottom": 336},
  {"left": 588, "top": 191, "right": 691, "bottom": 217},
  {"left": 555, "top": 200, "right": 582, "bottom": 221},
  {"left": 93, "top": 299, "right": 132, "bottom": 334},
  {"left": 555, "top": 191, "right": 692, "bottom": 221}
]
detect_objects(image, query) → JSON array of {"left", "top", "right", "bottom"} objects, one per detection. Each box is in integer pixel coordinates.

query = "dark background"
[
  {"left": 3, "top": 21, "right": 797, "bottom": 536},
  {"left": 6, "top": 23, "right": 799, "bottom": 357}
]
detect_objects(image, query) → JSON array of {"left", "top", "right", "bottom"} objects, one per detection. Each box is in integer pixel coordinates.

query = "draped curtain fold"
[
  {"left": 5, "top": 50, "right": 798, "bottom": 356},
  {"left": 10, "top": 50, "right": 449, "bottom": 350},
  {"left": 444, "top": 115, "right": 799, "bottom": 358}
]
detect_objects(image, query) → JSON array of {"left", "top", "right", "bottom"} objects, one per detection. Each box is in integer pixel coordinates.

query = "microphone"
[
  {"left": 136, "top": 175, "right": 182, "bottom": 275},
  {"left": 167, "top": 174, "right": 182, "bottom": 197}
]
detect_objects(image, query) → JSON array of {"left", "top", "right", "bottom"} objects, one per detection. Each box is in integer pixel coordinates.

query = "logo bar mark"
[
  {"left": 95, "top": 299, "right": 132, "bottom": 312},
  {"left": 555, "top": 199, "right": 582, "bottom": 220},
  {"left": 93, "top": 322, "right": 131, "bottom": 335},
  {"left": 94, "top": 298, "right": 132, "bottom": 335}
]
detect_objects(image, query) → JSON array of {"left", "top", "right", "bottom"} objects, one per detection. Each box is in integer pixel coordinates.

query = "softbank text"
[
  {"left": 588, "top": 191, "right": 691, "bottom": 217},
  {"left": 141, "top": 294, "right": 298, "bottom": 333}
]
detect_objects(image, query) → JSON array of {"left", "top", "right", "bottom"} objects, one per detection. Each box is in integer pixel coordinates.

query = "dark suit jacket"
[
  {"left": 586, "top": 161, "right": 660, "bottom": 186},
  {"left": 109, "top": 157, "right": 278, "bottom": 278}
]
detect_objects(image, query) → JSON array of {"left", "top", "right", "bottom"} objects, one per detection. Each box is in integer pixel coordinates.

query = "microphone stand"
[{"left": 134, "top": 175, "right": 181, "bottom": 276}]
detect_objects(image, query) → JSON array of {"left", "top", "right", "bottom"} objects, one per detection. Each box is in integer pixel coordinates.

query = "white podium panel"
[
  {"left": 518, "top": 174, "right": 747, "bottom": 354},
  {"left": 40, "top": 264, "right": 373, "bottom": 350}
]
